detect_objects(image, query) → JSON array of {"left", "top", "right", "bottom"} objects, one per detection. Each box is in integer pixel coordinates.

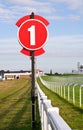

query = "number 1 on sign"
[{"left": 28, "top": 25, "right": 35, "bottom": 46}]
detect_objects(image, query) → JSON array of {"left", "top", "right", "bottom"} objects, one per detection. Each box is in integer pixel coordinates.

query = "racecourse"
[
  {"left": 0, "top": 78, "right": 40, "bottom": 130},
  {"left": 0, "top": 75, "right": 83, "bottom": 130}
]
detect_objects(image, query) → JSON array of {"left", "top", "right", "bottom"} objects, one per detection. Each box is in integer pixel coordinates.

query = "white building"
[{"left": 72, "top": 62, "right": 83, "bottom": 74}]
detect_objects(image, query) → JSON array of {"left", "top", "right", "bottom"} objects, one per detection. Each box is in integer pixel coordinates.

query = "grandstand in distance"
[{"left": 0, "top": 69, "right": 44, "bottom": 80}]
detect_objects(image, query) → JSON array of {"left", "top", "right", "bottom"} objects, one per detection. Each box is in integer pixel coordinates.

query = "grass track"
[
  {"left": 37, "top": 77, "right": 83, "bottom": 130},
  {"left": 42, "top": 75, "right": 83, "bottom": 107},
  {"left": 0, "top": 79, "right": 41, "bottom": 130}
]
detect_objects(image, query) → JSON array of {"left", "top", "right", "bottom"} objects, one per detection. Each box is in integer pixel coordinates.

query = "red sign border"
[{"left": 17, "top": 19, "right": 48, "bottom": 51}]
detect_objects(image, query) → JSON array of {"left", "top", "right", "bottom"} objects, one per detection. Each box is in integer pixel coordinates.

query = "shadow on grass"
[
  {"left": 0, "top": 88, "right": 29, "bottom": 120},
  {"left": 8, "top": 100, "right": 31, "bottom": 130},
  {"left": 1, "top": 92, "right": 41, "bottom": 130},
  {"left": 0, "top": 79, "right": 41, "bottom": 130},
  {"left": 0, "top": 82, "right": 28, "bottom": 103},
  {"left": 7, "top": 98, "right": 41, "bottom": 130}
]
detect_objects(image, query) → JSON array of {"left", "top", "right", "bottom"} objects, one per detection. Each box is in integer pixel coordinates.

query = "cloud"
[
  {"left": 3, "top": 0, "right": 32, "bottom": 5},
  {"left": 0, "top": 1, "right": 54, "bottom": 23},
  {"left": 47, "top": 14, "right": 81, "bottom": 21},
  {"left": 5, "top": 0, "right": 49, "bottom": 6},
  {"left": 50, "top": 0, "right": 83, "bottom": 20},
  {"left": 50, "top": 0, "right": 82, "bottom": 10},
  {"left": 0, "top": 35, "right": 83, "bottom": 72},
  {"left": 0, "top": 38, "right": 21, "bottom": 54},
  {"left": 65, "top": 0, "right": 83, "bottom": 10},
  {"left": 0, "top": 8, "right": 11, "bottom": 19},
  {"left": 5, "top": 0, "right": 82, "bottom": 10},
  {"left": 1, "top": 35, "right": 83, "bottom": 57},
  {"left": 46, "top": 34, "right": 83, "bottom": 57},
  {"left": 67, "top": 14, "right": 81, "bottom": 21},
  {"left": 0, "top": 0, "right": 82, "bottom": 24},
  {"left": 47, "top": 15, "right": 64, "bottom": 20}
]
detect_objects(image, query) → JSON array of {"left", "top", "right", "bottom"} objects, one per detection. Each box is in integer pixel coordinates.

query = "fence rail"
[
  {"left": 39, "top": 76, "right": 83, "bottom": 107},
  {"left": 36, "top": 81, "right": 71, "bottom": 130}
]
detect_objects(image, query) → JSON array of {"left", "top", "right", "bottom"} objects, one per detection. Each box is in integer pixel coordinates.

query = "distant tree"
[
  {"left": 6, "top": 70, "right": 10, "bottom": 73},
  {"left": 50, "top": 69, "right": 52, "bottom": 75},
  {"left": 20, "top": 70, "right": 23, "bottom": 72},
  {"left": 55, "top": 72, "right": 59, "bottom": 75},
  {"left": 1, "top": 70, "right": 4, "bottom": 78}
]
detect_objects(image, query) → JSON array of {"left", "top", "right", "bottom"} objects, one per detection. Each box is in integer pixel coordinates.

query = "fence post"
[
  {"left": 73, "top": 84, "right": 78, "bottom": 104},
  {"left": 79, "top": 85, "right": 83, "bottom": 107},
  {"left": 61, "top": 85, "right": 62, "bottom": 97},
  {"left": 68, "top": 83, "right": 73, "bottom": 101},
  {"left": 64, "top": 85, "right": 66, "bottom": 99},
  {"left": 68, "top": 85, "right": 70, "bottom": 101},
  {"left": 41, "top": 96, "right": 47, "bottom": 130},
  {"left": 43, "top": 100, "right": 51, "bottom": 130}
]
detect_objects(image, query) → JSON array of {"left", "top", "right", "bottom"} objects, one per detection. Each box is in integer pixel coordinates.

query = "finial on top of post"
[{"left": 30, "top": 12, "right": 34, "bottom": 19}]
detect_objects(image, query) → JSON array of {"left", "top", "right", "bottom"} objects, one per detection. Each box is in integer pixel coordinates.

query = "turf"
[{"left": 0, "top": 78, "right": 41, "bottom": 130}]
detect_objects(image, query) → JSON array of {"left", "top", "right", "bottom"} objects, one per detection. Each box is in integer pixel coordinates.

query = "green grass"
[
  {"left": 37, "top": 77, "right": 83, "bottom": 130},
  {"left": 42, "top": 75, "right": 83, "bottom": 107},
  {"left": 0, "top": 79, "right": 41, "bottom": 130}
]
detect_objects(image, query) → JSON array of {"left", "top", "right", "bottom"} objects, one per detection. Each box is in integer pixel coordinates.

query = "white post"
[
  {"left": 43, "top": 100, "right": 51, "bottom": 130},
  {"left": 68, "top": 85, "right": 70, "bottom": 101},
  {"left": 80, "top": 87, "right": 81, "bottom": 107},
  {"left": 61, "top": 85, "right": 62, "bottom": 97},
  {"left": 73, "top": 84, "right": 78, "bottom": 104},
  {"left": 64, "top": 85, "right": 66, "bottom": 99},
  {"left": 80, "top": 85, "right": 83, "bottom": 107},
  {"left": 73, "top": 85, "right": 75, "bottom": 104},
  {"left": 68, "top": 83, "right": 74, "bottom": 101},
  {"left": 59, "top": 85, "right": 60, "bottom": 95},
  {"left": 47, "top": 107, "right": 59, "bottom": 130},
  {"left": 40, "top": 95, "right": 47, "bottom": 130},
  {"left": 64, "top": 83, "right": 68, "bottom": 99},
  {"left": 44, "top": 111, "right": 47, "bottom": 130}
]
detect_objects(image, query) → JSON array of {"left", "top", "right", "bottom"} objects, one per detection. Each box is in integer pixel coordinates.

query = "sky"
[{"left": 0, "top": 0, "right": 83, "bottom": 73}]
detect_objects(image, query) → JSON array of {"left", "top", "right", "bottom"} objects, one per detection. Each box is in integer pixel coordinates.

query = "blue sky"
[{"left": 0, "top": 0, "right": 83, "bottom": 73}]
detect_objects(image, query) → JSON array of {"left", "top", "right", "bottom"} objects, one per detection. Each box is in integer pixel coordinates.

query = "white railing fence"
[
  {"left": 39, "top": 76, "right": 83, "bottom": 107},
  {"left": 36, "top": 82, "right": 72, "bottom": 130}
]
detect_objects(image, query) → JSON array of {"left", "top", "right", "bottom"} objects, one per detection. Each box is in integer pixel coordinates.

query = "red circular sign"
[{"left": 18, "top": 19, "right": 48, "bottom": 51}]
